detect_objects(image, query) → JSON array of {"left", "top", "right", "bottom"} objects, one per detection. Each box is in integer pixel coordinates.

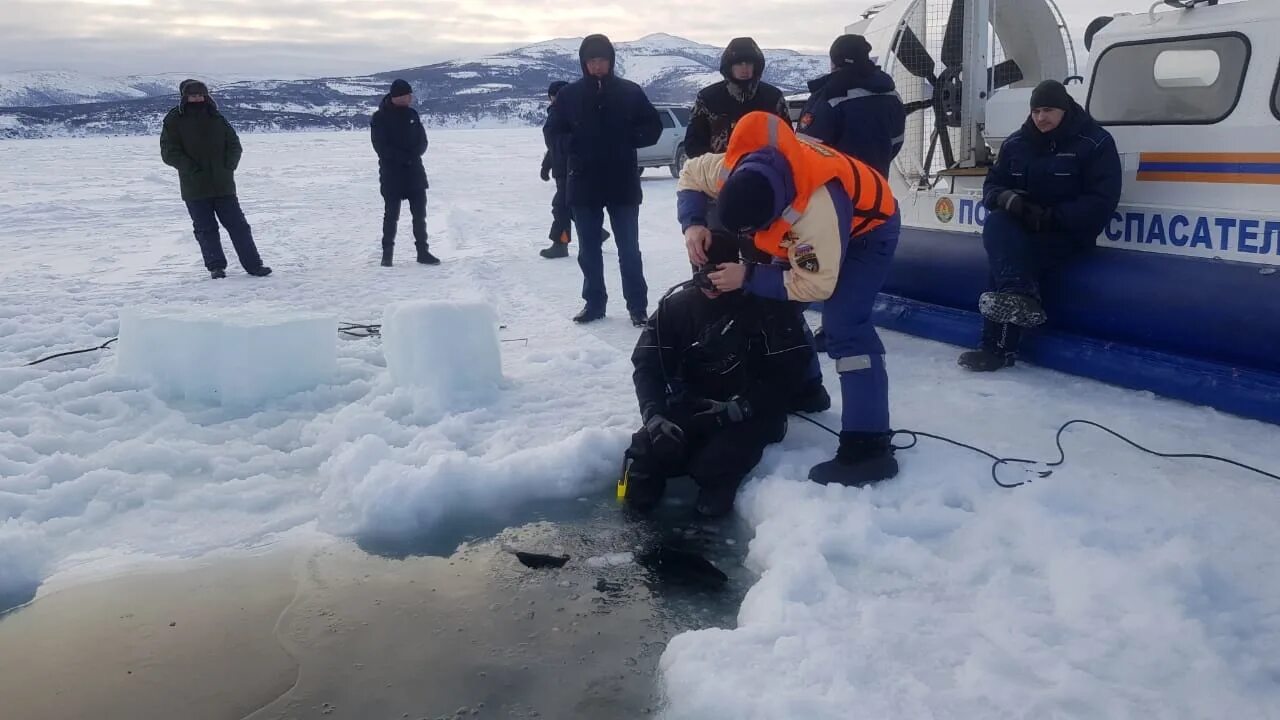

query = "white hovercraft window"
[{"left": 1088, "top": 34, "right": 1250, "bottom": 125}]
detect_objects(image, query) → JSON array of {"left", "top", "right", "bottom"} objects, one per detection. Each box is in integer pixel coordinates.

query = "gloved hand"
[
  {"left": 644, "top": 413, "right": 686, "bottom": 459},
  {"left": 1017, "top": 202, "right": 1053, "bottom": 232},
  {"left": 687, "top": 396, "right": 752, "bottom": 433},
  {"left": 540, "top": 166, "right": 551, "bottom": 182},
  {"left": 994, "top": 189, "right": 1026, "bottom": 216}
]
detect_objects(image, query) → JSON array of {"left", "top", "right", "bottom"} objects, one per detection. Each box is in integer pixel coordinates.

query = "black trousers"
[
  {"left": 548, "top": 177, "right": 572, "bottom": 243},
  {"left": 382, "top": 191, "right": 427, "bottom": 248},
  {"left": 184, "top": 195, "right": 263, "bottom": 272},
  {"left": 625, "top": 413, "right": 786, "bottom": 504}
]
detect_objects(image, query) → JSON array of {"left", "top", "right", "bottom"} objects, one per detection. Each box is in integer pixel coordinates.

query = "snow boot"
[
  {"left": 808, "top": 431, "right": 899, "bottom": 487},
  {"left": 979, "top": 291, "right": 1046, "bottom": 328},
  {"left": 246, "top": 266, "right": 272, "bottom": 277},
  {"left": 416, "top": 247, "right": 440, "bottom": 265},
  {"left": 630, "top": 310, "right": 648, "bottom": 328},
  {"left": 381, "top": 245, "right": 393, "bottom": 267},
  {"left": 791, "top": 380, "right": 832, "bottom": 413},
  {"left": 573, "top": 305, "right": 605, "bottom": 324},
  {"left": 540, "top": 241, "right": 569, "bottom": 259},
  {"left": 958, "top": 320, "right": 1020, "bottom": 372},
  {"left": 210, "top": 269, "right": 226, "bottom": 279}
]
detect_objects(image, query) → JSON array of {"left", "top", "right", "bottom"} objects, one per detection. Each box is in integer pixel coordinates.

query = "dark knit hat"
[
  {"left": 719, "top": 169, "right": 777, "bottom": 233},
  {"left": 829, "top": 34, "right": 873, "bottom": 68},
  {"left": 548, "top": 80, "right": 569, "bottom": 97},
  {"left": 390, "top": 79, "right": 413, "bottom": 98},
  {"left": 1030, "top": 80, "right": 1072, "bottom": 111},
  {"left": 181, "top": 80, "right": 209, "bottom": 97}
]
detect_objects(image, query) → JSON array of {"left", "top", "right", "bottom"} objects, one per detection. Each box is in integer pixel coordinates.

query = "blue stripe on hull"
[
  {"left": 879, "top": 226, "right": 1280, "bottom": 425},
  {"left": 1137, "top": 161, "right": 1280, "bottom": 175}
]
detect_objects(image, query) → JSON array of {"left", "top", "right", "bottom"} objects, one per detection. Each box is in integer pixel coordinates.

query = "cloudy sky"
[{"left": 0, "top": 0, "right": 1193, "bottom": 77}]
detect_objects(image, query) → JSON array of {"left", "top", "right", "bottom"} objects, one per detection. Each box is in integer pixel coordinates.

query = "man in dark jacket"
[
  {"left": 959, "top": 80, "right": 1122, "bottom": 371},
  {"left": 624, "top": 235, "right": 816, "bottom": 517},
  {"left": 160, "top": 80, "right": 271, "bottom": 279},
  {"left": 545, "top": 34, "right": 664, "bottom": 326},
  {"left": 798, "top": 34, "right": 906, "bottom": 178},
  {"left": 371, "top": 79, "right": 438, "bottom": 267},
  {"left": 684, "top": 37, "right": 790, "bottom": 160},
  {"left": 539, "top": 80, "right": 573, "bottom": 259}
]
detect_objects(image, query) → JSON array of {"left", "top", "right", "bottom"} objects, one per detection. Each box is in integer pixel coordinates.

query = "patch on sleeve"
[{"left": 795, "top": 249, "right": 820, "bottom": 273}]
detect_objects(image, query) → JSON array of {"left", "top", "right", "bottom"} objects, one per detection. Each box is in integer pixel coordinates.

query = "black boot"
[
  {"left": 629, "top": 310, "right": 647, "bottom": 328},
  {"left": 979, "top": 291, "right": 1046, "bottom": 328},
  {"left": 540, "top": 241, "right": 569, "bottom": 259},
  {"left": 622, "top": 458, "right": 666, "bottom": 514},
  {"left": 210, "top": 269, "right": 226, "bottom": 279},
  {"left": 246, "top": 265, "right": 272, "bottom": 277},
  {"left": 958, "top": 320, "right": 1020, "bottom": 372},
  {"left": 416, "top": 246, "right": 440, "bottom": 265},
  {"left": 791, "top": 379, "right": 832, "bottom": 413},
  {"left": 573, "top": 305, "right": 605, "bottom": 323},
  {"left": 381, "top": 245, "right": 393, "bottom": 267},
  {"left": 808, "top": 431, "right": 899, "bottom": 487}
]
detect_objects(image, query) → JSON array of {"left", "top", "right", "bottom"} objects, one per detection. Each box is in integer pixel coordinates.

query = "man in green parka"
[{"left": 160, "top": 79, "right": 271, "bottom": 279}]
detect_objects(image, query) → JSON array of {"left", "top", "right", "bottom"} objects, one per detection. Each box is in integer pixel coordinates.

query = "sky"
[{"left": 0, "top": 0, "right": 1201, "bottom": 78}]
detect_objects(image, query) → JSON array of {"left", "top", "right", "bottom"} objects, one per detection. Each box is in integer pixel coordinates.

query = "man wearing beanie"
[
  {"left": 677, "top": 112, "right": 902, "bottom": 488},
  {"left": 545, "top": 34, "right": 664, "bottom": 326},
  {"left": 959, "top": 79, "right": 1121, "bottom": 372},
  {"left": 684, "top": 37, "right": 790, "bottom": 160},
  {"left": 798, "top": 34, "right": 905, "bottom": 177},
  {"left": 371, "top": 78, "right": 438, "bottom": 267},
  {"left": 160, "top": 79, "right": 271, "bottom": 279}
]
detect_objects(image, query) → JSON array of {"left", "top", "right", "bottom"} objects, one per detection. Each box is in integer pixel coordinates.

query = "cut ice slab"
[
  {"left": 115, "top": 306, "right": 337, "bottom": 407},
  {"left": 382, "top": 300, "right": 503, "bottom": 400}
]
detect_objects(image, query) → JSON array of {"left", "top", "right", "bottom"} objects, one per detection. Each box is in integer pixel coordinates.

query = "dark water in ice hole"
[{"left": 250, "top": 481, "right": 754, "bottom": 720}]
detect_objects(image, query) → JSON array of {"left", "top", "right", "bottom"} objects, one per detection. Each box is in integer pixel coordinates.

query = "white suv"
[{"left": 637, "top": 104, "right": 692, "bottom": 177}]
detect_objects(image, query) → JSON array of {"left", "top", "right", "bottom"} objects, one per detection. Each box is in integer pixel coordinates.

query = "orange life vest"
[{"left": 720, "top": 111, "right": 897, "bottom": 260}]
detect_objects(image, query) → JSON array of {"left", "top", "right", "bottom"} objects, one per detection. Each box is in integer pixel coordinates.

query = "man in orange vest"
[{"left": 676, "top": 111, "right": 901, "bottom": 486}]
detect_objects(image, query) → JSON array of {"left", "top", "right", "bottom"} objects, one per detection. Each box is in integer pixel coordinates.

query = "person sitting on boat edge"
[
  {"left": 959, "top": 79, "right": 1122, "bottom": 372},
  {"left": 623, "top": 234, "right": 816, "bottom": 517}
]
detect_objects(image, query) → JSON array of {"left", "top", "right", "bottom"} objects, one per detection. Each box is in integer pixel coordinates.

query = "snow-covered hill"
[{"left": 0, "top": 34, "right": 826, "bottom": 139}]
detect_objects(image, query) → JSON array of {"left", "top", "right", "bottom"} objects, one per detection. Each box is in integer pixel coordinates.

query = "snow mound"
[
  {"left": 382, "top": 300, "right": 503, "bottom": 405},
  {"left": 116, "top": 307, "right": 337, "bottom": 407},
  {"left": 660, "top": 451, "right": 1280, "bottom": 719}
]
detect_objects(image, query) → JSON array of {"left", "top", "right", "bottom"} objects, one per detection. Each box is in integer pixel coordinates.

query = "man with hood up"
[
  {"left": 684, "top": 37, "right": 790, "bottom": 160},
  {"left": 371, "top": 79, "right": 438, "bottom": 267},
  {"left": 160, "top": 79, "right": 271, "bottom": 279},
  {"left": 683, "top": 38, "right": 829, "bottom": 415},
  {"left": 959, "top": 80, "right": 1121, "bottom": 372},
  {"left": 544, "top": 34, "right": 664, "bottom": 327},
  {"left": 798, "top": 34, "right": 906, "bottom": 178}
]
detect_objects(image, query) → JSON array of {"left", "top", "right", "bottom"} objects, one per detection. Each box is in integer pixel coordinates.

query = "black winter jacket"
[
  {"left": 370, "top": 94, "right": 429, "bottom": 199},
  {"left": 545, "top": 36, "right": 664, "bottom": 207},
  {"left": 684, "top": 38, "right": 791, "bottom": 159},
  {"left": 631, "top": 287, "right": 816, "bottom": 423}
]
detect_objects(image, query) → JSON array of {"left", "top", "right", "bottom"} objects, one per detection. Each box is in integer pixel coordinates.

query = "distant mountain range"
[{"left": 0, "top": 34, "right": 827, "bottom": 139}]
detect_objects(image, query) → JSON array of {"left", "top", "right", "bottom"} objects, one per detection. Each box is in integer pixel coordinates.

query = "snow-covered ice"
[
  {"left": 2, "top": 129, "right": 1279, "bottom": 718},
  {"left": 116, "top": 306, "right": 336, "bottom": 407}
]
